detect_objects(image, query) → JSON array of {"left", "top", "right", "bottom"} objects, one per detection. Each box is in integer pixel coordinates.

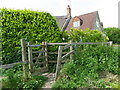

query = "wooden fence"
[
  {"left": 54, "top": 41, "right": 113, "bottom": 80},
  {"left": 0, "top": 39, "right": 49, "bottom": 80},
  {"left": 1, "top": 39, "right": 113, "bottom": 80}
]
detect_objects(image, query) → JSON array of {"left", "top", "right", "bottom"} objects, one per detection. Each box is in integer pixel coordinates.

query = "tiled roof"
[
  {"left": 55, "top": 16, "right": 67, "bottom": 29},
  {"left": 79, "top": 11, "right": 97, "bottom": 30},
  {"left": 66, "top": 11, "right": 98, "bottom": 31}
]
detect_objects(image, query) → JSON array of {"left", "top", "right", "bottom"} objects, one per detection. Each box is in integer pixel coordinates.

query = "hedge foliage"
[
  {"left": 103, "top": 27, "right": 120, "bottom": 44},
  {"left": 68, "top": 28, "right": 108, "bottom": 42},
  {"left": 1, "top": 8, "right": 62, "bottom": 64}
]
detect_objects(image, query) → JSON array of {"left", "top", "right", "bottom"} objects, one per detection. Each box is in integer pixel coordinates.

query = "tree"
[{"left": 103, "top": 27, "right": 120, "bottom": 44}]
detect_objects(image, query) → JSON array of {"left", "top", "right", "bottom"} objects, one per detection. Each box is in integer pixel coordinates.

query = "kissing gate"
[
  {"left": 21, "top": 39, "right": 74, "bottom": 80},
  {"left": 21, "top": 39, "right": 112, "bottom": 80}
]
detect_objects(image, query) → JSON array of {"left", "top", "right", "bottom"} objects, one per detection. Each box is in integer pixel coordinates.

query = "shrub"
[
  {"left": 1, "top": 8, "right": 63, "bottom": 64},
  {"left": 68, "top": 28, "right": 108, "bottom": 42},
  {"left": 103, "top": 27, "right": 120, "bottom": 44},
  {"left": 52, "top": 45, "right": 119, "bottom": 88},
  {"left": 2, "top": 65, "right": 47, "bottom": 89}
]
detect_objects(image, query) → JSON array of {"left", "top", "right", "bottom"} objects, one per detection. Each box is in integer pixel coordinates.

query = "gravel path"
[{"left": 41, "top": 73, "right": 55, "bottom": 89}]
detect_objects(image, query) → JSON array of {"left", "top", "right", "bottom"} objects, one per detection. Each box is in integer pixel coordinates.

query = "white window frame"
[{"left": 73, "top": 21, "right": 80, "bottom": 27}]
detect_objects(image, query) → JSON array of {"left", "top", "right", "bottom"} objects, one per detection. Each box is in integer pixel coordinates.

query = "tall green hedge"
[{"left": 1, "top": 8, "right": 62, "bottom": 64}]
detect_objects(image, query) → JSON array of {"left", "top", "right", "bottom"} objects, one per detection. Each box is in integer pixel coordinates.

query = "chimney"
[{"left": 67, "top": 5, "right": 71, "bottom": 17}]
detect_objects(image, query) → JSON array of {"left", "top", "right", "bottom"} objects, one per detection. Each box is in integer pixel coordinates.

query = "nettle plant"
[{"left": 1, "top": 8, "right": 63, "bottom": 64}]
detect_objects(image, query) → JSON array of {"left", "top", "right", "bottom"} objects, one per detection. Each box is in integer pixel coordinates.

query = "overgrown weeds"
[
  {"left": 52, "top": 45, "right": 119, "bottom": 88},
  {"left": 1, "top": 64, "right": 47, "bottom": 89}
]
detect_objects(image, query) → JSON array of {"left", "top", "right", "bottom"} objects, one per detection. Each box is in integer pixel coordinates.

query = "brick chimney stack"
[{"left": 67, "top": 5, "right": 71, "bottom": 17}]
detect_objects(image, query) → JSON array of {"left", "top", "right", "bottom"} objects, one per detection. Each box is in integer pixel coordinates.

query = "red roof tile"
[{"left": 66, "top": 11, "right": 98, "bottom": 31}]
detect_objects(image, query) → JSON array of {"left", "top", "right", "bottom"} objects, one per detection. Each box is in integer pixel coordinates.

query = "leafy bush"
[
  {"left": 103, "top": 27, "right": 120, "bottom": 44},
  {"left": 52, "top": 45, "right": 119, "bottom": 88},
  {"left": 68, "top": 28, "right": 108, "bottom": 42},
  {"left": 1, "top": 8, "right": 63, "bottom": 64},
  {"left": 2, "top": 65, "right": 47, "bottom": 89}
]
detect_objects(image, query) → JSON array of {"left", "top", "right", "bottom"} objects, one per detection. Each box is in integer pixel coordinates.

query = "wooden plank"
[
  {"left": 48, "top": 61, "right": 57, "bottom": 63},
  {"left": 48, "top": 60, "right": 66, "bottom": 63},
  {"left": 33, "top": 56, "right": 47, "bottom": 60},
  {"left": 0, "top": 61, "right": 27, "bottom": 69},
  {"left": 62, "top": 50, "right": 74, "bottom": 59},
  {"left": 28, "top": 42, "right": 111, "bottom": 47},
  {"left": 32, "top": 50, "right": 47, "bottom": 54},
  {"left": 47, "top": 42, "right": 110, "bottom": 46},
  {"left": 48, "top": 52, "right": 58, "bottom": 54},
  {"left": 48, "top": 52, "right": 68, "bottom": 54},
  {"left": 71, "top": 42, "right": 110, "bottom": 45},
  {"left": 28, "top": 45, "right": 43, "bottom": 47},
  {"left": 21, "top": 39, "right": 27, "bottom": 79},
  {"left": 47, "top": 43, "right": 68, "bottom": 45},
  {"left": 55, "top": 46, "right": 63, "bottom": 80}
]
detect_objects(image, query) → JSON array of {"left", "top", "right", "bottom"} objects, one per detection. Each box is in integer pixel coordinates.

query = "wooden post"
[
  {"left": 21, "top": 39, "right": 27, "bottom": 80},
  {"left": 44, "top": 42, "right": 48, "bottom": 71},
  {"left": 28, "top": 42, "right": 33, "bottom": 78},
  {"left": 42, "top": 42, "right": 45, "bottom": 57},
  {"left": 42, "top": 42, "right": 45, "bottom": 66},
  {"left": 109, "top": 41, "right": 113, "bottom": 46},
  {"left": 70, "top": 40, "right": 73, "bottom": 60},
  {"left": 55, "top": 46, "right": 63, "bottom": 80}
]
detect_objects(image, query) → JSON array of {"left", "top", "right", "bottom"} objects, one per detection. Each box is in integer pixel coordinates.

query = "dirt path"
[{"left": 41, "top": 73, "right": 55, "bottom": 89}]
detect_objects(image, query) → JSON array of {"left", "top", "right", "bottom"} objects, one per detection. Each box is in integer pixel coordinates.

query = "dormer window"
[{"left": 73, "top": 21, "right": 80, "bottom": 27}]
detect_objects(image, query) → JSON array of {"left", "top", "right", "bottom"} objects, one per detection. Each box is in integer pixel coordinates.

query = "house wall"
[{"left": 93, "top": 15, "right": 103, "bottom": 31}]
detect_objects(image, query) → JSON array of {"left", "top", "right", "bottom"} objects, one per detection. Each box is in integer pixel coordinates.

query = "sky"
[{"left": 0, "top": 0, "right": 119, "bottom": 28}]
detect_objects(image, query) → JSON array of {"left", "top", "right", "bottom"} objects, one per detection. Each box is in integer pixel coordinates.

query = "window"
[
  {"left": 73, "top": 21, "right": 80, "bottom": 27},
  {"left": 96, "top": 21, "right": 99, "bottom": 27}
]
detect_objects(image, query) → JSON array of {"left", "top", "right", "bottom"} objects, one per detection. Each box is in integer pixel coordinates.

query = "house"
[{"left": 55, "top": 5, "right": 103, "bottom": 32}]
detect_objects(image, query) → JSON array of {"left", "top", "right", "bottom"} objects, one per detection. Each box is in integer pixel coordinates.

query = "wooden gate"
[
  {"left": 21, "top": 39, "right": 113, "bottom": 79},
  {"left": 21, "top": 39, "right": 48, "bottom": 77}
]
